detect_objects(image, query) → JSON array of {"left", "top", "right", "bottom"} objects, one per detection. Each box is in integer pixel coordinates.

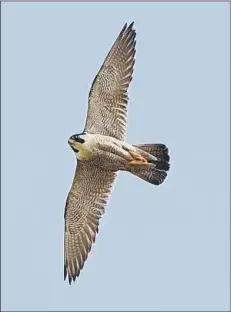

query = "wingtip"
[
  {"left": 128, "top": 21, "right": 135, "bottom": 29},
  {"left": 64, "top": 264, "right": 78, "bottom": 285},
  {"left": 64, "top": 263, "right": 72, "bottom": 285},
  {"left": 121, "top": 22, "right": 135, "bottom": 33},
  {"left": 68, "top": 274, "right": 77, "bottom": 285},
  {"left": 125, "top": 22, "right": 136, "bottom": 38},
  {"left": 64, "top": 264, "right": 67, "bottom": 280},
  {"left": 121, "top": 23, "right": 127, "bottom": 34}
]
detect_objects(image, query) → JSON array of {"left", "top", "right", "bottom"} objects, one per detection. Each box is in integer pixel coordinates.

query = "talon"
[
  {"left": 129, "top": 159, "right": 147, "bottom": 165},
  {"left": 129, "top": 150, "right": 147, "bottom": 164}
]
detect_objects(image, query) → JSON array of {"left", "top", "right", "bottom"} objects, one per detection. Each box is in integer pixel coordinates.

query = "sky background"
[{"left": 1, "top": 2, "right": 230, "bottom": 311}]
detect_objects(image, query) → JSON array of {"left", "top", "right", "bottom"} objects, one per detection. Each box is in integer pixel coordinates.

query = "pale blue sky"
[{"left": 1, "top": 2, "right": 230, "bottom": 311}]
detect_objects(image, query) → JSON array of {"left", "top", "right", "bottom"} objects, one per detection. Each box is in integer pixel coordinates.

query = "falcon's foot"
[{"left": 128, "top": 150, "right": 147, "bottom": 164}]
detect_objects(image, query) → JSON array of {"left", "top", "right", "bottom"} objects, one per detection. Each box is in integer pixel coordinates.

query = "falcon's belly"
[
  {"left": 77, "top": 133, "right": 133, "bottom": 170},
  {"left": 93, "top": 136, "right": 133, "bottom": 171}
]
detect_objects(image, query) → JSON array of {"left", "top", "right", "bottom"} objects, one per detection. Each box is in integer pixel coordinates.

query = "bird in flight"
[{"left": 64, "top": 22, "right": 170, "bottom": 284}]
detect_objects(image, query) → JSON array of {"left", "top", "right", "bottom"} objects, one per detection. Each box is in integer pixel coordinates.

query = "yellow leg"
[
  {"left": 129, "top": 159, "right": 147, "bottom": 165},
  {"left": 129, "top": 150, "right": 147, "bottom": 164}
]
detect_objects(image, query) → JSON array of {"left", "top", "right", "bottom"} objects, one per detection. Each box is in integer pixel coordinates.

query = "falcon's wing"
[
  {"left": 64, "top": 161, "right": 116, "bottom": 283},
  {"left": 84, "top": 22, "right": 136, "bottom": 141}
]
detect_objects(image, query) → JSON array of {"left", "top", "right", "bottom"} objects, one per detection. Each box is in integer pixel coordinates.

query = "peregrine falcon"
[{"left": 64, "top": 22, "right": 170, "bottom": 284}]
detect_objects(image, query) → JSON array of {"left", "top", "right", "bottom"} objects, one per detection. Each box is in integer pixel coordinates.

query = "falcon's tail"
[{"left": 130, "top": 143, "right": 170, "bottom": 185}]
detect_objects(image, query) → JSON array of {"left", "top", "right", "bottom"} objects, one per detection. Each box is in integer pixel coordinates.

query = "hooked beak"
[
  {"left": 68, "top": 136, "right": 80, "bottom": 153},
  {"left": 68, "top": 137, "right": 75, "bottom": 146}
]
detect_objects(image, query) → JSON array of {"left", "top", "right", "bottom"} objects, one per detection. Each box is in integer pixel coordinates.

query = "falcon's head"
[{"left": 68, "top": 133, "right": 86, "bottom": 153}]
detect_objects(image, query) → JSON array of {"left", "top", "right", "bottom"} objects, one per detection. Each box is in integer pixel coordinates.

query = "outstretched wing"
[
  {"left": 84, "top": 22, "right": 136, "bottom": 141},
  {"left": 64, "top": 161, "right": 117, "bottom": 283}
]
